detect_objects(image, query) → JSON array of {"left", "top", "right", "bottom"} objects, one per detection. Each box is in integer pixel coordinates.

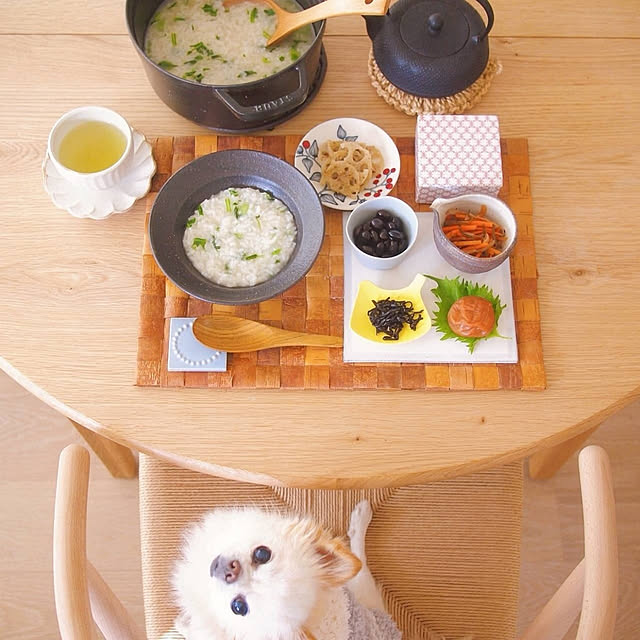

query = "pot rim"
[{"left": 125, "top": 0, "right": 326, "bottom": 90}]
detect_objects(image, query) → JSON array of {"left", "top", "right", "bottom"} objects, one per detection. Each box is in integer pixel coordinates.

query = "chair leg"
[
  {"left": 528, "top": 425, "right": 599, "bottom": 480},
  {"left": 70, "top": 420, "right": 138, "bottom": 479}
]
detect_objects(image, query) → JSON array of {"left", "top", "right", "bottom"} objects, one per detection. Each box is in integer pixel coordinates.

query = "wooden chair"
[{"left": 53, "top": 445, "right": 618, "bottom": 640}]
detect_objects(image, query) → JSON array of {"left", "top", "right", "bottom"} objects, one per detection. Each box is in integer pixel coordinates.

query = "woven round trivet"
[{"left": 368, "top": 50, "right": 502, "bottom": 116}]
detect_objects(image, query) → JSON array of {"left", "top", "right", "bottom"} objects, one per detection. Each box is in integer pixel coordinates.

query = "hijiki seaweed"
[{"left": 367, "top": 298, "right": 424, "bottom": 341}]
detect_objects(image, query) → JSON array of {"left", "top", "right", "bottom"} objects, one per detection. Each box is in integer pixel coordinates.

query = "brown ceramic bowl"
[
  {"left": 431, "top": 194, "right": 517, "bottom": 274},
  {"left": 149, "top": 150, "right": 324, "bottom": 305}
]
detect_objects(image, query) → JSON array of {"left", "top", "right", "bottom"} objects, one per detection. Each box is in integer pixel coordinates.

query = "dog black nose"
[{"left": 210, "top": 555, "right": 242, "bottom": 583}]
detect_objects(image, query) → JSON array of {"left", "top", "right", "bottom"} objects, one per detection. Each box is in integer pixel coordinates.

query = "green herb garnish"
[
  {"left": 183, "top": 70, "right": 204, "bottom": 82},
  {"left": 229, "top": 188, "right": 239, "bottom": 196},
  {"left": 192, "top": 237, "right": 207, "bottom": 249},
  {"left": 265, "top": 191, "right": 275, "bottom": 200},
  {"left": 174, "top": 16, "right": 185, "bottom": 20},
  {"left": 272, "top": 248, "right": 281, "bottom": 255},
  {"left": 426, "top": 275, "right": 507, "bottom": 354},
  {"left": 275, "top": 259, "right": 281, "bottom": 264},
  {"left": 279, "top": 55, "right": 285, "bottom": 61},
  {"left": 249, "top": 7, "right": 258, "bottom": 21},
  {"left": 225, "top": 197, "right": 232, "bottom": 212},
  {"left": 171, "top": 32, "right": 177, "bottom": 45},
  {"left": 168, "top": 2, "right": 177, "bottom": 8},
  {"left": 152, "top": 16, "right": 165, "bottom": 31},
  {"left": 215, "top": 35, "right": 220, "bottom": 40},
  {"left": 202, "top": 3, "right": 218, "bottom": 15},
  {"left": 262, "top": 30, "right": 271, "bottom": 39},
  {"left": 158, "top": 60, "right": 177, "bottom": 70},
  {"left": 186, "top": 217, "right": 196, "bottom": 228},
  {"left": 264, "top": 7, "right": 275, "bottom": 15},
  {"left": 238, "top": 202, "right": 250, "bottom": 215},
  {"left": 290, "top": 48, "right": 299, "bottom": 61},
  {"left": 197, "top": 204, "right": 204, "bottom": 215},
  {"left": 262, "top": 57, "right": 270, "bottom": 63},
  {"left": 242, "top": 253, "right": 259, "bottom": 260},
  {"left": 234, "top": 232, "right": 244, "bottom": 239},
  {"left": 211, "top": 235, "right": 221, "bottom": 250},
  {"left": 255, "top": 215, "right": 261, "bottom": 230}
]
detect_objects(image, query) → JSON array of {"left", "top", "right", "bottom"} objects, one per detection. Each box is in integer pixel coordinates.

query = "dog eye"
[
  {"left": 252, "top": 546, "right": 272, "bottom": 564},
  {"left": 231, "top": 596, "right": 248, "bottom": 616}
]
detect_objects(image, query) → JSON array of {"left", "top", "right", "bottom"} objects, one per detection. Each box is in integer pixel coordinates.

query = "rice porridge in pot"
[
  {"left": 145, "top": 0, "right": 314, "bottom": 85},
  {"left": 183, "top": 187, "right": 297, "bottom": 287}
]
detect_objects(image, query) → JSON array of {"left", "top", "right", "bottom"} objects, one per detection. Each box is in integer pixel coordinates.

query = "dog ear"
[{"left": 313, "top": 531, "right": 362, "bottom": 586}]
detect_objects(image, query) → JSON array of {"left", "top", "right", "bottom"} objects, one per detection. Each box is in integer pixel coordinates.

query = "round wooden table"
[{"left": 1, "top": 0, "right": 638, "bottom": 488}]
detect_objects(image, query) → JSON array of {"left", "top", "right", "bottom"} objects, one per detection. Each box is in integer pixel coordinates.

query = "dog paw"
[{"left": 348, "top": 499, "right": 373, "bottom": 540}]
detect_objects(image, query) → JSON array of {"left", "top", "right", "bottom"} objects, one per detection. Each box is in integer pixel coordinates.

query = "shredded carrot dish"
[{"left": 442, "top": 206, "right": 506, "bottom": 258}]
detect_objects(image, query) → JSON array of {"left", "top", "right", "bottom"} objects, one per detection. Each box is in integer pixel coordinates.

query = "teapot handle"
[{"left": 471, "top": 0, "right": 494, "bottom": 44}]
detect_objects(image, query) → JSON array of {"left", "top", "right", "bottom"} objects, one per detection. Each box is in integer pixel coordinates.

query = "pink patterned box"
[{"left": 415, "top": 115, "right": 503, "bottom": 203}]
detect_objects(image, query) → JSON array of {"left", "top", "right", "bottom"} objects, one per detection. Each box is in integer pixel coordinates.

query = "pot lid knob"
[{"left": 427, "top": 12, "right": 444, "bottom": 33}]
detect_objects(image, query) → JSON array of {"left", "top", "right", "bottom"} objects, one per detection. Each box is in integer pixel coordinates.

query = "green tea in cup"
[{"left": 58, "top": 121, "right": 127, "bottom": 173}]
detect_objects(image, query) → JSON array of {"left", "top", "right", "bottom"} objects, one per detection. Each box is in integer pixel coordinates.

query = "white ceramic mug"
[
  {"left": 345, "top": 196, "right": 419, "bottom": 270},
  {"left": 47, "top": 106, "right": 133, "bottom": 190}
]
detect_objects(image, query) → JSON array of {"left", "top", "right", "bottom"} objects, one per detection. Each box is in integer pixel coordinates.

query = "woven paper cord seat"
[{"left": 139, "top": 455, "right": 523, "bottom": 640}]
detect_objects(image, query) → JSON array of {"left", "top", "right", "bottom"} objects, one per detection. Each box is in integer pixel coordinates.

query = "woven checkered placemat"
[{"left": 136, "top": 136, "right": 545, "bottom": 390}]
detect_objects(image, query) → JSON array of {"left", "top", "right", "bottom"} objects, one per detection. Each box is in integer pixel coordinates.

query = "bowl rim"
[{"left": 148, "top": 149, "right": 324, "bottom": 305}]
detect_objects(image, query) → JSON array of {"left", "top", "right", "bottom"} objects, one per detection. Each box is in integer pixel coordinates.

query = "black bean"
[
  {"left": 361, "top": 244, "right": 374, "bottom": 255},
  {"left": 370, "top": 230, "right": 379, "bottom": 242},
  {"left": 375, "top": 242, "right": 385, "bottom": 256},
  {"left": 370, "top": 217, "right": 384, "bottom": 230},
  {"left": 379, "top": 229, "right": 389, "bottom": 241},
  {"left": 361, "top": 230, "right": 372, "bottom": 241},
  {"left": 377, "top": 210, "right": 393, "bottom": 220},
  {"left": 388, "top": 229, "right": 403, "bottom": 240},
  {"left": 389, "top": 240, "right": 399, "bottom": 253}
]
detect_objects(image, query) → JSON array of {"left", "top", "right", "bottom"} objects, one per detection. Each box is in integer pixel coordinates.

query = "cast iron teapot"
[{"left": 365, "top": 0, "right": 494, "bottom": 98}]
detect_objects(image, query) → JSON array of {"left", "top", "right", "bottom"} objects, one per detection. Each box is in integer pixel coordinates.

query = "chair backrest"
[{"left": 52, "top": 444, "right": 618, "bottom": 640}]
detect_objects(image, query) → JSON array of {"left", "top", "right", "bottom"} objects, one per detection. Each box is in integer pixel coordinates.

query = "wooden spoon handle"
[
  {"left": 268, "top": 0, "right": 390, "bottom": 45},
  {"left": 273, "top": 331, "right": 344, "bottom": 349}
]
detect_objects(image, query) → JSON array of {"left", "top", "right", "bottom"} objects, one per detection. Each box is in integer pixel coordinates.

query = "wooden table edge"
[{"left": 4, "top": 355, "right": 639, "bottom": 488}]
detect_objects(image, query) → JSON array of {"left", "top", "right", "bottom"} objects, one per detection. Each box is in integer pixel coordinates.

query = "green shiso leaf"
[
  {"left": 192, "top": 237, "right": 207, "bottom": 249},
  {"left": 425, "top": 274, "right": 507, "bottom": 354}
]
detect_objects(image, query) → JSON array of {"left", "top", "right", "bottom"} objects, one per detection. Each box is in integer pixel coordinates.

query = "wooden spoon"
[
  {"left": 223, "top": 0, "right": 391, "bottom": 47},
  {"left": 193, "top": 314, "right": 343, "bottom": 352}
]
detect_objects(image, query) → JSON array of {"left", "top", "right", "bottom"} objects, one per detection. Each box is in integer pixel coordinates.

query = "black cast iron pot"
[{"left": 126, "top": 0, "right": 326, "bottom": 132}]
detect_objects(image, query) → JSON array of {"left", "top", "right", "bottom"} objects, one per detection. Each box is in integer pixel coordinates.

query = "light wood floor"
[{"left": 1, "top": 372, "right": 638, "bottom": 639}]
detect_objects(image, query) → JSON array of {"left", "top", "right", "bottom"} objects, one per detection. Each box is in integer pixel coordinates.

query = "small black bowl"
[{"left": 149, "top": 150, "right": 324, "bottom": 305}]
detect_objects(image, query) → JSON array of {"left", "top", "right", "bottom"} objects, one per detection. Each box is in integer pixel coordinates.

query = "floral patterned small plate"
[{"left": 294, "top": 118, "right": 401, "bottom": 211}]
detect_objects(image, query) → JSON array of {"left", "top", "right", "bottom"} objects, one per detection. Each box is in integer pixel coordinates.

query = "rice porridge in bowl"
[
  {"left": 145, "top": 0, "right": 314, "bottom": 85},
  {"left": 183, "top": 187, "right": 297, "bottom": 287}
]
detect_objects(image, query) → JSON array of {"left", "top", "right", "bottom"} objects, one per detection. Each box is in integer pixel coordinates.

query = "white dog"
[{"left": 170, "top": 500, "right": 401, "bottom": 640}]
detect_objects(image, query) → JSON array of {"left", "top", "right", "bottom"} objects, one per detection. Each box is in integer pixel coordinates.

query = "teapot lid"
[{"left": 401, "top": 0, "right": 469, "bottom": 58}]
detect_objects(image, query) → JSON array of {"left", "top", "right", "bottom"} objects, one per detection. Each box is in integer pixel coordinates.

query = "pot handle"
[
  {"left": 213, "top": 64, "right": 310, "bottom": 123},
  {"left": 471, "top": 0, "right": 494, "bottom": 44}
]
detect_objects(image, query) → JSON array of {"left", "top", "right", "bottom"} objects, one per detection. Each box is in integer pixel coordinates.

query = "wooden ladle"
[
  {"left": 223, "top": 0, "right": 391, "bottom": 47},
  {"left": 193, "top": 314, "right": 343, "bottom": 352}
]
